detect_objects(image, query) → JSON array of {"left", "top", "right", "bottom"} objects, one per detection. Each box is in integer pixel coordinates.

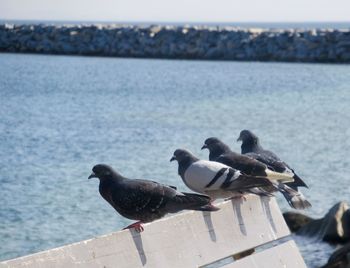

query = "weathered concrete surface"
[
  {"left": 0, "top": 196, "right": 306, "bottom": 268},
  {"left": 226, "top": 240, "right": 306, "bottom": 268},
  {"left": 1, "top": 24, "right": 350, "bottom": 62}
]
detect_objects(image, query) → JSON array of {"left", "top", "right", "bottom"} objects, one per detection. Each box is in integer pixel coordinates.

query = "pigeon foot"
[
  {"left": 123, "top": 221, "right": 144, "bottom": 232},
  {"left": 208, "top": 203, "right": 220, "bottom": 211}
]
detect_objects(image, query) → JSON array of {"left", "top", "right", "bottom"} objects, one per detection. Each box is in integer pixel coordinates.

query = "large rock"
[
  {"left": 321, "top": 243, "right": 350, "bottom": 268},
  {"left": 283, "top": 211, "right": 314, "bottom": 232},
  {"left": 284, "top": 202, "right": 350, "bottom": 244}
]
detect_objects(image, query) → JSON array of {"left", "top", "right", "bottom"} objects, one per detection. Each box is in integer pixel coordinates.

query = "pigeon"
[
  {"left": 237, "top": 130, "right": 308, "bottom": 189},
  {"left": 202, "top": 137, "right": 294, "bottom": 181},
  {"left": 202, "top": 137, "right": 311, "bottom": 209},
  {"left": 170, "top": 149, "right": 276, "bottom": 200},
  {"left": 88, "top": 164, "right": 217, "bottom": 232}
]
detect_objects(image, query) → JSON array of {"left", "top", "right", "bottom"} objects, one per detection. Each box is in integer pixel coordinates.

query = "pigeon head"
[
  {"left": 237, "top": 130, "right": 261, "bottom": 154},
  {"left": 201, "top": 137, "right": 223, "bottom": 150},
  {"left": 201, "top": 137, "right": 230, "bottom": 160},
  {"left": 88, "top": 164, "right": 117, "bottom": 180},
  {"left": 170, "top": 149, "right": 199, "bottom": 178},
  {"left": 170, "top": 149, "right": 195, "bottom": 163},
  {"left": 237, "top": 130, "right": 259, "bottom": 145}
]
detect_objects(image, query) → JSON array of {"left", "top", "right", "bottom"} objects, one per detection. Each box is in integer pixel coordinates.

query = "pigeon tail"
[
  {"left": 265, "top": 169, "right": 294, "bottom": 183},
  {"left": 193, "top": 203, "right": 220, "bottom": 211},
  {"left": 286, "top": 173, "right": 309, "bottom": 189},
  {"left": 169, "top": 192, "right": 213, "bottom": 212},
  {"left": 277, "top": 184, "right": 312, "bottom": 210}
]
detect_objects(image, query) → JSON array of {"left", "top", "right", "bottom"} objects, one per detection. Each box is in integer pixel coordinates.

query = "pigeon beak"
[
  {"left": 88, "top": 172, "right": 97, "bottom": 179},
  {"left": 201, "top": 144, "right": 208, "bottom": 150},
  {"left": 170, "top": 156, "right": 176, "bottom": 162}
]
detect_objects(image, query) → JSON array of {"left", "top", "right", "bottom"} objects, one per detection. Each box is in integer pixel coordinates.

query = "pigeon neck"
[
  {"left": 209, "top": 144, "right": 230, "bottom": 160},
  {"left": 178, "top": 156, "right": 199, "bottom": 178},
  {"left": 99, "top": 172, "right": 126, "bottom": 183},
  {"left": 241, "top": 141, "right": 262, "bottom": 154}
]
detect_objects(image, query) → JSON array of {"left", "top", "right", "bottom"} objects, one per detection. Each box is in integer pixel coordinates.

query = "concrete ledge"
[{"left": 0, "top": 196, "right": 307, "bottom": 268}]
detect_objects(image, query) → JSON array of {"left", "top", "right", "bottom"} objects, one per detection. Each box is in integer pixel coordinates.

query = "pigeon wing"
[
  {"left": 215, "top": 152, "right": 268, "bottom": 177},
  {"left": 223, "top": 173, "right": 274, "bottom": 191},
  {"left": 245, "top": 152, "right": 286, "bottom": 173},
  {"left": 111, "top": 179, "right": 211, "bottom": 219},
  {"left": 245, "top": 152, "right": 308, "bottom": 188},
  {"left": 108, "top": 179, "right": 168, "bottom": 213}
]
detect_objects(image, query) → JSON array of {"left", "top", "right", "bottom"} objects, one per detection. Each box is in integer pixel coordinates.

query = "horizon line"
[{"left": 1, "top": 19, "right": 350, "bottom": 24}]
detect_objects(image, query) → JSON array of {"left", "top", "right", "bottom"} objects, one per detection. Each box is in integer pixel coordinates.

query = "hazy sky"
[{"left": 1, "top": 0, "right": 349, "bottom": 22}]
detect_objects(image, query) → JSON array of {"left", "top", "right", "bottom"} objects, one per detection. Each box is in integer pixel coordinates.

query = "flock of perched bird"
[{"left": 88, "top": 129, "right": 311, "bottom": 232}]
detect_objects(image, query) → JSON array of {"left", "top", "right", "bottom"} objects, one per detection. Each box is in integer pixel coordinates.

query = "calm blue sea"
[{"left": 0, "top": 53, "right": 349, "bottom": 267}]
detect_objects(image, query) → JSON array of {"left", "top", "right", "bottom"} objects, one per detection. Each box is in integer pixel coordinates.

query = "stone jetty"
[
  {"left": 284, "top": 202, "right": 350, "bottom": 268},
  {"left": 1, "top": 23, "right": 350, "bottom": 62},
  {"left": 284, "top": 201, "right": 350, "bottom": 243}
]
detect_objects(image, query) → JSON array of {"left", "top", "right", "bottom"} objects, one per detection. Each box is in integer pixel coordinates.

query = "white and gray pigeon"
[
  {"left": 88, "top": 164, "right": 217, "bottom": 232},
  {"left": 170, "top": 149, "right": 281, "bottom": 200},
  {"left": 202, "top": 137, "right": 311, "bottom": 209},
  {"left": 237, "top": 130, "right": 308, "bottom": 190}
]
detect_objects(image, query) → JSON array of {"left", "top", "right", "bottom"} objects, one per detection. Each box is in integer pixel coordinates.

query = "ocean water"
[{"left": 0, "top": 53, "right": 349, "bottom": 267}]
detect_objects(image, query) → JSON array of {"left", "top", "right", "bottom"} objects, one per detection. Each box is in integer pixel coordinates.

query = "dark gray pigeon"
[
  {"left": 88, "top": 164, "right": 217, "bottom": 232},
  {"left": 170, "top": 149, "right": 276, "bottom": 200},
  {"left": 202, "top": 137, "right": 311, "bottom": 209},
  {"left": 237, "top": 130, "right": 308, "bottom": 189},
  {"left": 202, "top": 137, "right": 294, "bottom": 181}
]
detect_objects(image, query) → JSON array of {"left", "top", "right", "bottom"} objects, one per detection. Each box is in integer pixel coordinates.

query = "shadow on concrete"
[
  {"left": 202, "top": 211, "right": 217, "bottom": 242},
  {"left": 260, "top": 196, "right": 277, "bottom": 233},
  {"left": 130, "top": 231, "right": 147, "bottom": 265},
  {"left": 232, "top": 198, "right": 247, "bottom": 235}
]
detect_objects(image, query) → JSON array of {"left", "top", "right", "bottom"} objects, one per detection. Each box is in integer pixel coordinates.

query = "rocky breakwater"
[
  {"left": 284, "top": 202, "right": 350, "bottom": 268},
  {"left": 1, "top": 24, "right": 350, "bottom": 62}
]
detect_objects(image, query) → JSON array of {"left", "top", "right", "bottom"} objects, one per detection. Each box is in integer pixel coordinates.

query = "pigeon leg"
[
  {"left": 123, "top": 221, "right": 144, "bottom": 232},
  {"left": 225, "top": 194, "right": 247, "bottom": 201}
]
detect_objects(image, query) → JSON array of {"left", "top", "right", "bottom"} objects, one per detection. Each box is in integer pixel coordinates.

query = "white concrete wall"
[{"left": 0, "top": 196, "right": 307, "bottom": 268}]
